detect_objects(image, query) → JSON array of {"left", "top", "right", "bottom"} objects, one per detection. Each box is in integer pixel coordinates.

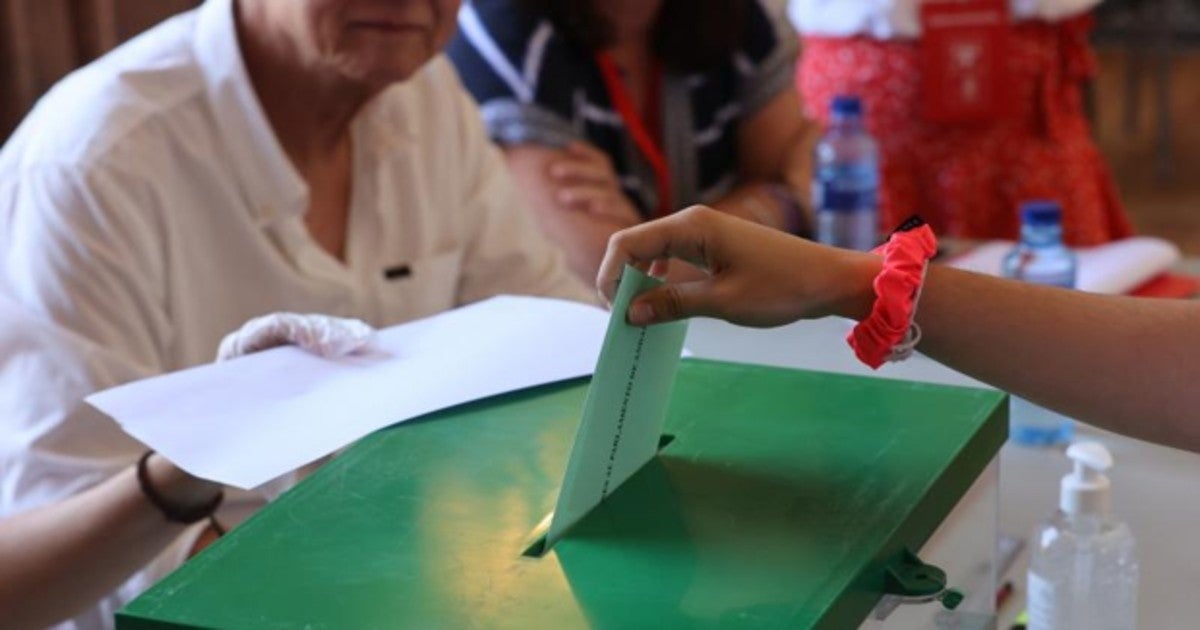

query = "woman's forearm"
[
  {"left": 600, "top": 207, "right": 1200, "bottom": 454},
  {"left": 0, "top": 456, "right": 218, "bottom": 628},
  {"left": 911, "top": 266, "right": 1200, "bottom": 451}
]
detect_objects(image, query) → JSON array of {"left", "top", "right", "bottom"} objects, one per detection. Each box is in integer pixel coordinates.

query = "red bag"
[{"left": 920, "top": 0, "right": 1014, "bottom": 123}]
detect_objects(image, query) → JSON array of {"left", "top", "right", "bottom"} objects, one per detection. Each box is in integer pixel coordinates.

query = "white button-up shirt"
[
  {"left": 788, "top": 0, "right": 1103, "bottom": 39},
  {"left": 0, "top": 0, "right": 590, "bottom": 626}
]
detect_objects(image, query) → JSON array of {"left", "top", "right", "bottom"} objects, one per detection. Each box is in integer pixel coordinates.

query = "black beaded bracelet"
[{"left": 137, "top": 451, "right": 225, "bottom": 535}]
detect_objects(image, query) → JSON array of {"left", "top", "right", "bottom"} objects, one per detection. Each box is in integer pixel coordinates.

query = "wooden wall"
[{"left": 0, "top": 0, "right": 198, "bottom": 140}]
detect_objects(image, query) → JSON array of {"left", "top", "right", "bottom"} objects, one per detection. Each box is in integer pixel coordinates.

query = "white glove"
[{"left": 215, "top": 312, "right": 375, "bottom": 362}]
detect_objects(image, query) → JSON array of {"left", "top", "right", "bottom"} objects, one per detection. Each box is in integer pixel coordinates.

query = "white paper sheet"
[
  {"left": 87, "top": 296, "right": 610, "bottom": 489},
  {"left": 947, "top": 236, "right": 1180, "bottom": 294}
]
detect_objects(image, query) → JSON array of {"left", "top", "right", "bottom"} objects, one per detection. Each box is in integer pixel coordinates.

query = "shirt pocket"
[{"left": 377, "top": 247, "right": 464, "bottom": 323}]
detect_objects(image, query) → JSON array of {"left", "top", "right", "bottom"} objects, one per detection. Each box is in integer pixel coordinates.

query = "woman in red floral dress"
[{"left": 790, "top": 0, "right": 1133, "bottom": 245}]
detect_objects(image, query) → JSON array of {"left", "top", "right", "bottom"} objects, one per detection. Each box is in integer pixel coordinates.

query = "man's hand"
[{"left": 216, "top": 313, "right": 375, "bottom": 362}]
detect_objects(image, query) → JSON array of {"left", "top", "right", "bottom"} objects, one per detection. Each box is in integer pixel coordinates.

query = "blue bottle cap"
[
  {"left": 1019, "top": 200, "right": 1062, "bottom": 226},
  {"left": 831, "top": 95, "right": 863, "bottom": 117}
]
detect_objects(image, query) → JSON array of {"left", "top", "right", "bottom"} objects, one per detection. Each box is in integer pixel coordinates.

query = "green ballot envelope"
[
  {"left": 118, "top": 359, "right": 1006, "bottom": 629},
  {"left": 546, "top": 267, "right": 689, "bottom": 549}
]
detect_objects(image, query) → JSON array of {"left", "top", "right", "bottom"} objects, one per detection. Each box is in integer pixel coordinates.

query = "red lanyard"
[{"left": 594, "top": 51, "right": 672, "bottom": 218}]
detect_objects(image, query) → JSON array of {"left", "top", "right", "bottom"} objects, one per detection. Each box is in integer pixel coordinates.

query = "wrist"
[
  {"left": 823, "top": 251, "right": 882, "bottom": 321},
  {"left": 144, "top": 453, "right": 221, "bottom": 512},
  {"left": 846, "top": 220, "right": 939, "bottom": 368}
]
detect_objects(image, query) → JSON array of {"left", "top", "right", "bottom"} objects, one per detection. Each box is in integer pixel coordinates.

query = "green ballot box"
[{"left": 117, "top": 359, "right": 1006, "bottom": 629}]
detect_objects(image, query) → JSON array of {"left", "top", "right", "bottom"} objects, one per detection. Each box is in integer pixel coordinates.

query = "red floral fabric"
[{"left": 798, "top": 16, "right": 1133, "bottom": 245}]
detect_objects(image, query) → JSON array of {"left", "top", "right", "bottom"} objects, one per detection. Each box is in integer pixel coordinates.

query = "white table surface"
[{"left": 686, "top": 317, "right": 1200, "bottom": 629}]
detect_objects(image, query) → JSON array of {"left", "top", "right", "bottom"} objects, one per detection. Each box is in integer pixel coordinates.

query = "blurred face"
[{"left": 286, "top": 0, "right": 461, "bottom": 88}]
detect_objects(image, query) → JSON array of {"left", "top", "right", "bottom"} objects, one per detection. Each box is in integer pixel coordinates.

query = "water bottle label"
[
  {"left": 1003, "top": 244, "right": 1077, "bottom": 289},
  {"left": 1010, "top": 396, "right": 1074, "bottom": 446},
  {"left": 813, "top": 166, "right": 877, "bottom": 213}
]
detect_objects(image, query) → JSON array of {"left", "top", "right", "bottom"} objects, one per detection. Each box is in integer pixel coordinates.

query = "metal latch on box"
[{"left": 873, "top": 547, "right": 965, "bottom": 621}]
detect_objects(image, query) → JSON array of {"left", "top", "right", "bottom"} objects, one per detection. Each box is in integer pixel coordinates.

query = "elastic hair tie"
[{"left": 847, "top": 216, "right": 938, "bottom": 369}]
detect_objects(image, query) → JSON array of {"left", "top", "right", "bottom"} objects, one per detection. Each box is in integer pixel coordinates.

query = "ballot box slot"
[{"left": 521, "top": 433, "right": 677, "bottom": 558}]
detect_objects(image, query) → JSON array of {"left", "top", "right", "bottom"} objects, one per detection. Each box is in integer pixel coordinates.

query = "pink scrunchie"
[{"left": 848, "top": 223, "right": 939, "bottom": 369}]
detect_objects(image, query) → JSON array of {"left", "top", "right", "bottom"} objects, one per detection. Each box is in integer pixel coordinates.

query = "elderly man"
[{"left": 0, "top": 0, "right": 588, "bottom": 627}]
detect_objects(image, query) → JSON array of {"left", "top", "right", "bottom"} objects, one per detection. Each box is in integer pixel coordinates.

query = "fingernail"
[{"left": 629, "top": 302, "right": 654, "bottom": 326}]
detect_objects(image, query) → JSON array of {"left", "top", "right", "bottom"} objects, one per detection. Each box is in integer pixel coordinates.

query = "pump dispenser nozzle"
[{"left": 1061, "top": 442, "right": 1113, "bottom": 516}]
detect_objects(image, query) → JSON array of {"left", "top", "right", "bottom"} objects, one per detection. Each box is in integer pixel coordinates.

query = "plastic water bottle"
[
  {"left": 1001, "top": 201, "right": 1076, "bottom": 446},
  {"left": 1027, "top": 442, "right": 1138, "bottom": 630},
  {"left": 813, "top": 95, "right": 879, "bottom": 251}
]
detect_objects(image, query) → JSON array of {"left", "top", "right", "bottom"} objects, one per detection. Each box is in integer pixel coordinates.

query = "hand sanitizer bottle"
[{"left": 1027, "top": 442, "right": 1138, "bottom": 630}]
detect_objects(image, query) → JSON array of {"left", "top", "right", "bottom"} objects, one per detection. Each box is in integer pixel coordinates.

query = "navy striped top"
[{"left": 447, "top": 0, "right": 797, "bottom": 218}]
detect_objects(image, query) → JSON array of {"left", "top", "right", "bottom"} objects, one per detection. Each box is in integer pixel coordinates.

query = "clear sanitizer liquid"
[{"left": 1028, "top": 443, "right": 1138, "bottom": 630}]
